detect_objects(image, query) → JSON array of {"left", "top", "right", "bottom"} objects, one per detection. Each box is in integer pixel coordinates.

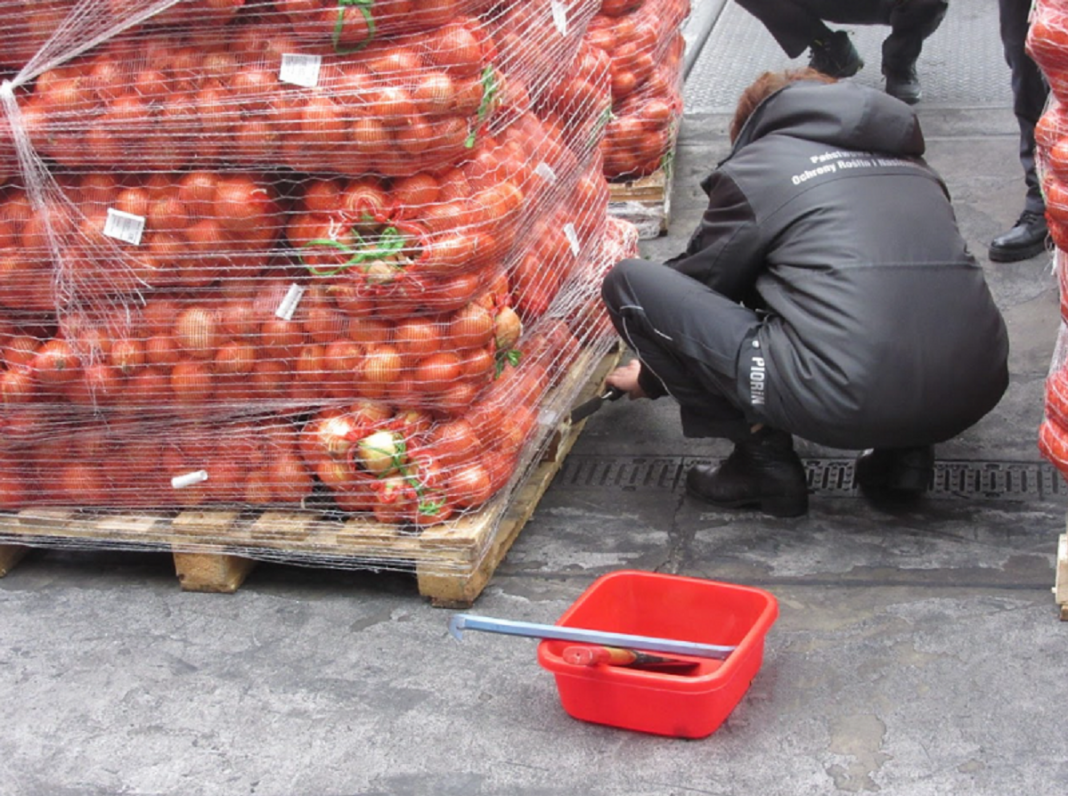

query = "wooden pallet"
[
  {"left": 608, "top": 161, "right": 673, "bottom": 239},
  {"left": 0, "top": 346, "right": 620, "bottom": 607},
  {"left": 1055, "top": 531, "right": 1068, "bottom": 620}
]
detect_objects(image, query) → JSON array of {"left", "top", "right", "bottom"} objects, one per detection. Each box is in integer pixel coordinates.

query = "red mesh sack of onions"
[
  {"left": 0, "top": 171, "right": 282, "bottom": 314},
  {"left": 0, "top": 0, "right": 245, "bottom": 69},
  {"left": 507, "top": 161, "right": 611, "bottom": 322},
  {"left": 1046, "top": 359, "right": 1068, "bottom": 430},
  {"left": 1039, "top": 319, "right": 1068, "bottom": 482},
  {"left": 486, "top": 0, "right": 601, "bottom": 107},
  {"left": 286, "top": 113, "right": 606, "bottom": 319},
  {"left": 0, "top": 411, "right": 314, "bottom": 510},
  {"left": 531, "top": 39, "right": 613, "bottom": 161},
  {"left": 600, "top": 33, "right": 683, "bottom": 180},
  {"left": 273, "top": 0, "right": 497, "bottom": 54},
  {"left": 585, "top": 0, "right": 690, "bottom": 104},
  {"left": 1027, "top": 3, "right": 1068, "bottom": 104},
  {"left": 1036, "top": 100, "right": 1068, "bottom": 257},
  {"left": 0, "top": 264, "right": 526, "bottom": 416},
  {"left": 301, "top": 312, "right": 584, "bottom": 525},
  {"left": 1039, "top": 415, "right": 1068, "bottom": 482},
  {"left": 17, "top": 14, "right": 502, "bottom": 177}
]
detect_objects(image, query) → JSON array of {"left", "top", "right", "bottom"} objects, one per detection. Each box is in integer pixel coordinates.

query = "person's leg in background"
[
  {"left": 732, "top": 0, "right": 947, "bottom": 100},
  {"left": 601, "top": 259, "right": 809, "bottom": 517},
  {"left": 731, "top": 0, "right": 864, "bottom": 78},
  {"left": 989, "top": 0, "right": 1051, "bottom": 262},
  {"left": 880, "top": 0, "right": 949, "bottom": 103}
]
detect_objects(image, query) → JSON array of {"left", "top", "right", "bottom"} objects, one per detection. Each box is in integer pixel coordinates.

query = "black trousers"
[
  {"left": 999, "top": 0, "right": 1049, "bottom": 214},
  {"left": 601, "top": 258, "right": 763, "bottom": 443},
  {"left": 733, "top": 0, "right": 947, "bottom": 68}
]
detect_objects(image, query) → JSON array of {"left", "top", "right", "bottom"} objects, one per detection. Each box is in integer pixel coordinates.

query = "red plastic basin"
[{"left": 537, "top": 570, "right": 778, "bottom": 739}]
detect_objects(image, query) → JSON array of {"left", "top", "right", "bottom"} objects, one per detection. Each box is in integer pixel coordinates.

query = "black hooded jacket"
[{"left": 667, "top": 80, "right": 1009, "bottom": 448}]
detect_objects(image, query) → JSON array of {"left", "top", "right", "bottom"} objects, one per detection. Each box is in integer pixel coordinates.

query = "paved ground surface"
[{"left": 4, "top": 1, "right": 1068, "bottom": 794}]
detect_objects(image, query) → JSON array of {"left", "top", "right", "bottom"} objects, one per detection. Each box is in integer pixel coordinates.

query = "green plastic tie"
[
  {"left": 299, "top": 225, "right": 410, "bottom": 277},
  {"left": 334, "top": 0, "right": 377, "bottom": 55},
  {"left": 465, "top": 65, "right": 499, "bottom": 148}
]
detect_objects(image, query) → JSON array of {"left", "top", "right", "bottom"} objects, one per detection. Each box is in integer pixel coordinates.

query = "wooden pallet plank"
[
  {"left": 608, "top": 159, "right": 674, "bottom": 239},
  {"left": 609, "top": 168, "right": 667, "bottom": 201},
  {"left": 250, "top": 510, "right": 329, "bottom": 548},
  {"left": 0, "top": 544, "right": 29, "bottom": 577}
]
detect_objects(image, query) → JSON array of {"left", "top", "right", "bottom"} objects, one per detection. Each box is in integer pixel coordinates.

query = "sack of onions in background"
[{"left": 586, "top": 0, "right": 689, "bottom": 181}]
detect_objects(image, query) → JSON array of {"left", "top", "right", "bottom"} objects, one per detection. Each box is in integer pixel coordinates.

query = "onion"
[
  {"left": 495, "top": 306, "right": 522, "bottom": 351},
  {"left": 318, "top": 413, "right": 361, "bottom": 459},
  {"left": 174, "top": 306, "right": 219, "bottom": 360},
  {"left": 356, "top": 430, "right": 404, "bottom": 476},
  {"left": 449, "top": 302, "right": 495, "bottom": 350}
]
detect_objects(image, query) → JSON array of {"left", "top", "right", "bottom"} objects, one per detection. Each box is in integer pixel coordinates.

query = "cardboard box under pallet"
[{"left": 0, "top": 345, "right": 621, "bottom": 607}]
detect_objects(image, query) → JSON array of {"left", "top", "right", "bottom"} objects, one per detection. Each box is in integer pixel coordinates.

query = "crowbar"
[{"left": 448, "top": 613, "right": 736, "bottom": 660}]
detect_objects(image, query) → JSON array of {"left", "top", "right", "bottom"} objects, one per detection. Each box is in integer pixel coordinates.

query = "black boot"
[
  {"left": 988, "top": 210, "right": 1049, "bottom": 262},
  {"left": 854, "top": 446, "right": 934, "bottom": 492},
  {"left": 685, "top": 428, "right": 809, "bottom": 517},
  {"left": 883, "top": 62, "right": 922, "bottom": 104},
  {"left": 808, "top": 30, "right": 863, "bottom": 78}
]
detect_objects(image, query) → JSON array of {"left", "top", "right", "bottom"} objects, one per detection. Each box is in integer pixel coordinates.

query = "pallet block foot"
[
  {"left": 0, "top": 543, "right": 29, "bottom": 577},
  {"left": 173, "top": 550, "right": 257, "bottom": 593}
]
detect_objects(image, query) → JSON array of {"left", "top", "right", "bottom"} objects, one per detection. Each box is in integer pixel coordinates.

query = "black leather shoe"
[
  {"left": 854, "top": 446, "right": 934, "bottom": 492},
  {"left": 884, "top": 64, "right": 922, "bottom": 104},
  {"left": 989, "top": 210, "right": 1049, "bottom": 262},
  {"left": 808, "top": 31, "right": 863, "bottom": 78},
  {"left": 685, "top": 428, "right": 809, "bottom": 517}
]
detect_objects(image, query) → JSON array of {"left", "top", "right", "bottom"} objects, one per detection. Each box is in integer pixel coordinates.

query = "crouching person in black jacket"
[{"left": 600, "top": 69, "right": 1009, "bottom": 518}]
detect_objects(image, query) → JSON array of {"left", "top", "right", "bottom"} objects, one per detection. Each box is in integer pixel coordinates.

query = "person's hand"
[{"left": 606, "top": 359, "right": 647, "bottom": 400}]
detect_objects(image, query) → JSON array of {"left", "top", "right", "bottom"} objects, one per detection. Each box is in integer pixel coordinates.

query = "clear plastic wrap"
[
  {"left": 1027, "top": 3, "right": 1068, "bottom": 106},
  {"left": 1039, "top": 319, "right": 1068, "bottom": 479},
  {"left": 9, "top": 1, "right": 600, "bottom": 176},
  {"left": 1022, "top": 2, "right": 1068, "bottom": 482},
  {"left": 0, "top": 215, "right": 638, "bottom": 543},
  {"left": 0, "top": 0, "right": 636, "bottom": 571}
]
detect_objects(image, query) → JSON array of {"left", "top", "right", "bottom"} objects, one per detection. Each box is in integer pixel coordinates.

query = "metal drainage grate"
[
  {"left": 555, "top": 456, "right": 684, "bottom": 491},
  {"left": 555, "top": 455, "right": 1067, "bottom": 501}
]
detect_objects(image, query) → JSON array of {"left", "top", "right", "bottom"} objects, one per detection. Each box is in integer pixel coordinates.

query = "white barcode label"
[
  {"left": 275, "top": 283, "right": 306, "bottom": 321},
  {"left": 564, "top": 222, "right": 580, "bottom": 255},
  {"left": 279, "top": 53, "right": 322, "bottom": 88},
  {"left": 103, "top": 208, "right": 146, "bottom": 246},
  {"left": 171, "top": 470, "right": 208, "bottom": 490},
  {"left": 535, "top": 162, "right": 557, "bottom": 183},
  {"left": 551, "top": 0, "right": 568, "bottom": 35}
]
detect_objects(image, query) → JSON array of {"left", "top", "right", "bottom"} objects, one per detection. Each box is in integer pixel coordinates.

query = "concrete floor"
[{"left": 3, "top": 1, "right": 1068, "bottom": 795}]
